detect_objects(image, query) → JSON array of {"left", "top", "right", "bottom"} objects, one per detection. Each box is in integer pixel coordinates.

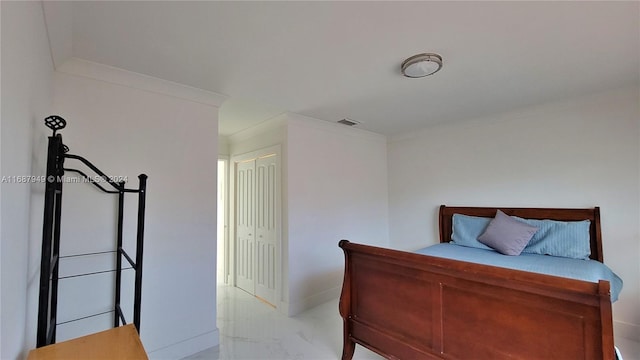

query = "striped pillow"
[{"left": 513, "top": 217, "right": 591, "bottom": 260}]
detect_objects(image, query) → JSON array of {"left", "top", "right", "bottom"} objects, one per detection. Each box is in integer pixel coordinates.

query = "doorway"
[{"left": 230, "top": 146, "right": 281, "bottom": 307}]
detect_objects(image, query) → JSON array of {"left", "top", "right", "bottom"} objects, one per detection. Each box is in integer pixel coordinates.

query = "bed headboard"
[{"left": 438, "top": 205, "right": 603, "bottom": 262}]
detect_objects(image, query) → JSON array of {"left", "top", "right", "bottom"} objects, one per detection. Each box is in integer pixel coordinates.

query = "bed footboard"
[{"left": 338, "top": 240, "right": 615, "bottom": 360}]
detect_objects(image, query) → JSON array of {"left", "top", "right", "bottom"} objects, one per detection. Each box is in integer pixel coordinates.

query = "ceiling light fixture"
[{"left": 401, "top": 53, "right": 443, "bottom": 78}]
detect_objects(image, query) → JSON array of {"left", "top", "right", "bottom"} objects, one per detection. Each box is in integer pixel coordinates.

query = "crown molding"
[{"left": 56, "top": 57, "right": 228, "bottom": 108}]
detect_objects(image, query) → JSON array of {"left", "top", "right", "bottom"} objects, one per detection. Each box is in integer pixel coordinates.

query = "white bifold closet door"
[
  {"left": 236, "top": 160, "right": 255, "bottom": 294},
  {"left": 235, "top": 155, "right": 278, "bottom": 306}
]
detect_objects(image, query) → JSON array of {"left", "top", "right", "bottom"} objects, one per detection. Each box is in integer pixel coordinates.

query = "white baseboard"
[
  {"left": 148, "top": 329, "right": 219, "bottom": 360},
  {"left": 281, "top": 286, "right": 341, "bottom": 316},
  {"left": 615, "top": 320, "right": 640, "bottom": 342}
]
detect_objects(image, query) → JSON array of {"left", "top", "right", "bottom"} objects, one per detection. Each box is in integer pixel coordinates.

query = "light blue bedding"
[{"left": 415, "top": 243, "right": 623, "bottom": 302}]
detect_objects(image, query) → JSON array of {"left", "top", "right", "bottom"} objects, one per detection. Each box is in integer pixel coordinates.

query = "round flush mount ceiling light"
[{"left": 401, "top": 53, "right": 443, "bottom": 78}]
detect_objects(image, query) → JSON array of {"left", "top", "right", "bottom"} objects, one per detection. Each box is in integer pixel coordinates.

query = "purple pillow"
[{"left": 478, "top": 210, "right": 538, "bottom": 255}]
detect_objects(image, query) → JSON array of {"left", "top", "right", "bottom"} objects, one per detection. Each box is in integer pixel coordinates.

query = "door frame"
[
  {"left": 217, "top": 156, "right": 230, "bottom": 284},
  {"left": 229, "top": 145, "right": 282, "bottom": 308}
]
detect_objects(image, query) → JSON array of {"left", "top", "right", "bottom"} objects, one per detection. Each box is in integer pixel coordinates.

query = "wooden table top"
[{"left": 27, "top": 324, "right": 148, "bottom": 360}]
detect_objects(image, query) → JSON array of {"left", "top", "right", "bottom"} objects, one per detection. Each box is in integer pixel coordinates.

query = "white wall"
[
  {"left": 43, "top": 63, "right": 221, "bottom": 358},
  {"left": 388, "top": 86, "right": 640, "bottom": 340},
  {"left": 0, "top": 2, "right": 54, "bottom": 359},
  {"left": 228, "top": 115, "right": 287, "bottom": 156},
  {"left": 218, "top": 135, "right": 230, "bottom": 157},
  {"left": 286, "top": 114, "right": 389, "bottom": 315}
]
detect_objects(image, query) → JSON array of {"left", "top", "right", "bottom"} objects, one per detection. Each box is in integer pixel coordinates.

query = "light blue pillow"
[
  {"left": 513, "top": 216, "right": 592, "bottom": 260},
  {"left": 451, "top": 214, "right": 493, "bottom": 251}
]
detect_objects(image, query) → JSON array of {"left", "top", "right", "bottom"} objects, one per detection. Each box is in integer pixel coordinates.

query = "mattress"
[{"left": 415, "top": 243, "right": 623, "bottom": 301}]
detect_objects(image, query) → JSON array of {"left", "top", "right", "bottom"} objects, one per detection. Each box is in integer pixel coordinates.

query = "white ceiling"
[{"left": 44, "top": 1, "right": 639, "bottom": 136}]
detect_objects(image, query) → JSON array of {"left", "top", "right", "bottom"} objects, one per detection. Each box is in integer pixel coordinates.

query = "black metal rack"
[{"left": 36, "top": 116, "right": 147, "bottom": 347}]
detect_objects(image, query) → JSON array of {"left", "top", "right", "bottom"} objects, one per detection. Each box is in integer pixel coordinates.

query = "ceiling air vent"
[{"left": 337, "top": 118, "right": 360, "bottom": 126}]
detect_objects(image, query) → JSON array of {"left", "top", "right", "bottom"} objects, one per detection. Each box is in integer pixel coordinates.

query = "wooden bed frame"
[{"left": 339, "top": 206, "right": 615, "bottom": 360}]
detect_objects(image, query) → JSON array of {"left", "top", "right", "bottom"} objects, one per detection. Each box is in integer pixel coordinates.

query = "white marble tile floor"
[
  {"left": 617, "top": 337, "right": 640, "bottom": 360},
  {"left": 184, "top": 285, "right": 379, "bottom": 360},
  {"left": 185, "top": 285, "right": 639, "bottom": 360}
]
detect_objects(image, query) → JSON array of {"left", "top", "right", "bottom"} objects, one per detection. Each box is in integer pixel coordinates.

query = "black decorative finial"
[{"left": 44, "top": 115, "right": 66, "bottom": 136}]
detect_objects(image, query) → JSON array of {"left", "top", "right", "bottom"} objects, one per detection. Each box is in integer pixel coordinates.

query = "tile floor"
[
  {"left": 185, "top": 285, "right": 639, "bottom": 360},
  {"left": 185, "top": 285, "right": 379, "bottom": 360},
  {"left": 618, "top": 337, "right": 640, "bottom": 360}
]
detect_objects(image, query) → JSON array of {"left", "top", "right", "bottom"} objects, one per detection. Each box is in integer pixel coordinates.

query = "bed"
[{"left": 338, "top": 206, "right": 620, "bottom": 360}]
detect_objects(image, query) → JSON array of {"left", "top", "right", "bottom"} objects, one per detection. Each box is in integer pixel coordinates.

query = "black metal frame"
[{"left": 36, "top": 116, "right": 147, "bottom": 347}]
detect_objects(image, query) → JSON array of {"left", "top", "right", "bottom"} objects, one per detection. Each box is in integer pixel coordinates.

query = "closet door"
[
  {"left": 235, "top": 160, "right": 255, "bottom": 294},
  {"left": 254, "top": 155, "right": 278, "bottom": 305}
]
